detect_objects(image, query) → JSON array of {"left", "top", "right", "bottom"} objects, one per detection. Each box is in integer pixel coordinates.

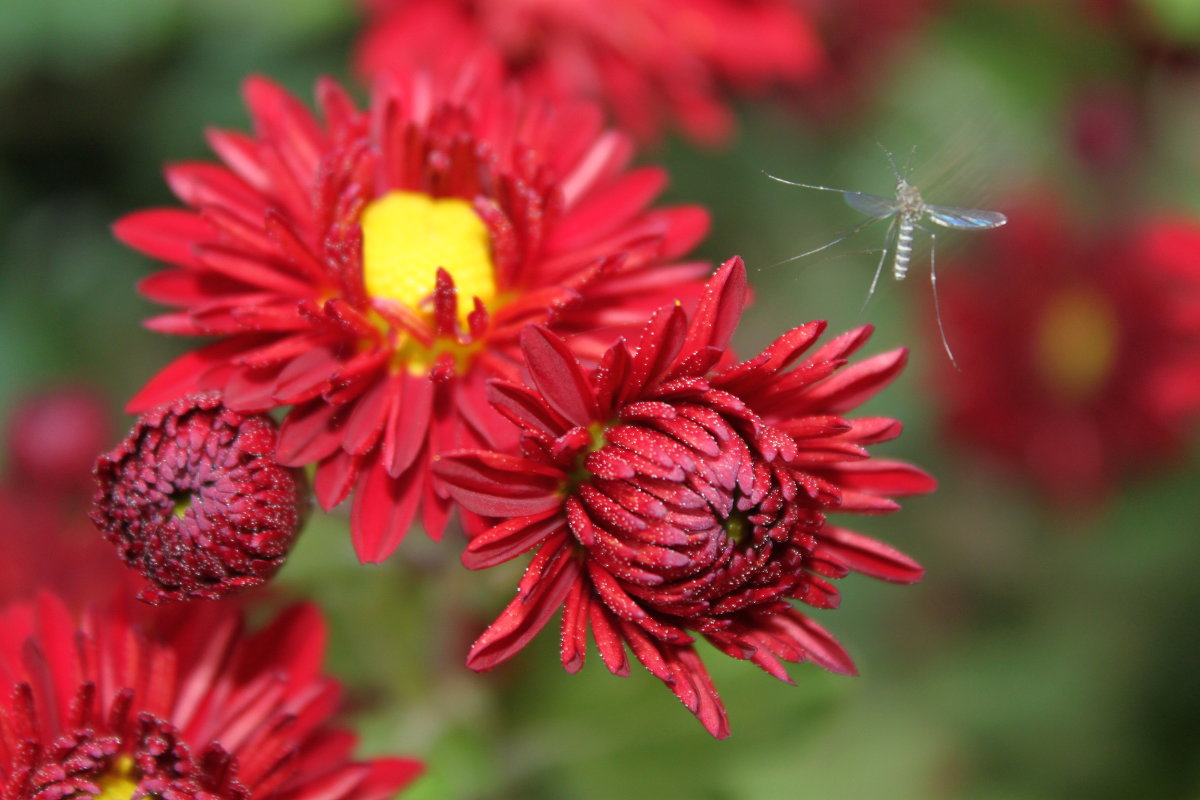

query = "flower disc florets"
[
  {"left": 0, "top": 594, "right": 421, "bottom": 800},
  {"left": 435, "top": 256, "right": 935, "bottom": 737},
  {"left": 92, "top": 392, "right": 306, "bottom": 604},
  {"left": 114, "top": 70, "right": 709, "bottom": 561}
]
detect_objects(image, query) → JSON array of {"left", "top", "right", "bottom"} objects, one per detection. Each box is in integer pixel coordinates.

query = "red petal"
[
  {"left": 768, "top": 608, "right": 857, "bottom": 676},
  {"left": 277, "top": 400, "right": 345, "bottom": 466},
  {"left": 827, "top": 459, "right": 937, "bottom": 497},
  {"left": 206, "top": 128, "right": 270, "bottom": 192},
  {"left": 551, "top": 168, "right": 667, "bottom": 251},
  {"left": 381, "top": 373, "right": 434, "bottom": 477},
  {"left": 243, "top": 75, "right": 323, "bottom": 178},
  {"left": 357, "top": 759, "right": 425, "bottom": 799},
  {"left": 195, "top": 246, "right": 313, "bottom": 296},
  {"left": 560, "top": 576, "right": 591, "bottom": 673},
  {"left": 341, "top": 376, "right": 392, "bottom": 455},
  {"left": 656, "top": 206, "right": 711, "bottom": 259},
  {"left": 313, "top": 449, "right": 362, "bottom": 510},
  {"left": 316, "top": 76, "right": 360, "bottom": 132},
  {"left": 165, "top": 162, "right": 263, "bottom": 220},
  {"left": 519, "top": 326, "right": 597, "bottom": 428},
  {"left": 223, "top": 362, "right": 284, "bottom": 412},
  {"left": 589, "top": 601, "right": 630, "bottom": 676},
  {"left": 434, "top": 451, "right": 564, "bottom": 517},
  {"left": 817, "top": 526, "right": 924, "bottom": 584},
  {"left": 666, "top": 645, "right": 730, "bottom": 739},
  {"left": 673, "top": 256, "right": 747, "bottom": 372},
  {"left": 350, "top": 460, "right": 423, "bottom": 563},
  {"left": 466, "top": 535, "right": 582, "bottom": 671},
  {"left": 114, "top": 209, "right": 212, "bottom": 268},
  {"left": 487, "top": 380, "right": 569, "bottom": 438},
  {"left": 625, "top": 303, "right": 688, "bottom": 401},
  {"left": 804, "top": 348, "right": 908, "bottom": 414},
  {"left": 126, "top": 338, "right": 254, "bottom": 412},
  {"left": 462, "top": 508, "right": 565, "bottom": 570},
  {"left": 272, "top": 346, "right": 341, "bottom": 404}
]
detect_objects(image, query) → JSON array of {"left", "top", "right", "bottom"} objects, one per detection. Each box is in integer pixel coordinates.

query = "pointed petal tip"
[{"left": 718, "top": 254, "right": 746, "bottom": 277}]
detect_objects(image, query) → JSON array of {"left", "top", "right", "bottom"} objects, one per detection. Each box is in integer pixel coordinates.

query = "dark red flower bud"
[{"left": 92, "top": 393, "right": 307, "bottom": 603}]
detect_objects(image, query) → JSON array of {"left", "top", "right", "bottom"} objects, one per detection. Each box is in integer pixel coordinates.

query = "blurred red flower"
[
  {"left": 0, "top": 592, "right": 421, "bottom": 800},
  {"left": 5, "top": 384, "right": 110, "bottom": 498},
  {"left": 0, "top": 385, "right": 126, "bottom": 607},
  {"left": 435, "top": 257, "right": 933, "bottom": 737},
  {"left": 932, "top": 206, "right": 1200, "bottom": 504},
  {"left": 114, "top": 72, "right": 709, "bottom": 562},
  {"left": 792, "top": 0, "right": 941, "bottom": 124},
  {"left": 354, "top": 0, "right": 824, "bottom": 145}
]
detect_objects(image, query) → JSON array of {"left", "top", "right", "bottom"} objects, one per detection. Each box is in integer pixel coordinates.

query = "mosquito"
[{"left": 764, "top": 147, "right": 1007, "bottom": 366}]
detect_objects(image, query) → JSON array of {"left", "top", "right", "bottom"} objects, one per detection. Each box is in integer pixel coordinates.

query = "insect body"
[{"left": 765, "top": 148, "right": 1008, "bottom": 365}]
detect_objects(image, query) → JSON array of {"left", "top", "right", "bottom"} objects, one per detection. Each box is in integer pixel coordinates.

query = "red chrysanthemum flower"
[
  {"left": 932, "top": 205, "right": 1200, "bottom": 505},
  {"left": 114, "top": 71, "right": 709, "bottom": 562},
  {"left": 434, "top": 257, "right": 934, "bottom": 737},
  {"left": 0, "top": 592, "right": 421, "bottom": 800},
  {"left": 354, "top": 0, "right": 824, "bottom": 145},
  {"left": 92, "top": 393, "right": 307, "bottom": 604}
]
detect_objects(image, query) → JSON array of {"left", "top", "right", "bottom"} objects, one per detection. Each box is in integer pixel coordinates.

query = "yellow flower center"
[
  {"left": 1034, "top": 285, "right": 1118, "bottom": 401},
  {"left": 94, "top": 756, "right": 139, "bottom": 800},
  {"left": 361, "top": 191, "right": 496, "bottom": 327}
]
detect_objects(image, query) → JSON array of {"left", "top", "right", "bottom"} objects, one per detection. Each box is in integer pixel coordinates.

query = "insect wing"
[
  {"left": 844, "top": 191, "right": 900, "bottom": 219},
  {"left": 924, "top": 204, "right": 1007, "bottom": 230}
]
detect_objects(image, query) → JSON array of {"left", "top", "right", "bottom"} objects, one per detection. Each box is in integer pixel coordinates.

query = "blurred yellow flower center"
[
  {"left": 361, "top": 191, "right": 496, "bottom": 326},
  {"left": 95, "top": 756, "right": 138, "bottom": 800},
  {"left": 1034, "top": 286, "right": 1118, "bottom": 400}
]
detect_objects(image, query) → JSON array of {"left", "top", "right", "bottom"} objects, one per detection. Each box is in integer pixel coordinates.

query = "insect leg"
[
  {"left": 863, "top": 217, "right": 898, "bottom": 309},
  {"left": 928, "top": 231, "right": 961, "bottom": 370},
  {"left": 762, "top": 216, "right": 883, "bottom": 270}
]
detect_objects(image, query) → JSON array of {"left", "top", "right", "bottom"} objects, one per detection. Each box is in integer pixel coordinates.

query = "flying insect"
[{"left": 765, "top": 147, "right": 1007, "bottom": 365}]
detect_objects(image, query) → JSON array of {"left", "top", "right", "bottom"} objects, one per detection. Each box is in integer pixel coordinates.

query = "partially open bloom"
[
  {"left": 0, "top": 592, "right": 421, "bottom": 800},
  {"left": 114, "top": 72, "right": 709, "bottom": 562},
  {"left": 932, "top": 206, "right": 1200, "bottom": 504},
  {"left": 434, "top": 257, "right": 933, "bottom": 737},
  {"left": 92, "top": 393, "right": 307, "bottom": 603},
  {"left": 355, "top": 0, "right": 824, "bottom": 145}
]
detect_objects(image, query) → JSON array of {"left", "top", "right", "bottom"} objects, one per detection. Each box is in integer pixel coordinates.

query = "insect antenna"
[{"left": 878, "top": 144, "right": 902, "bottom": 184}]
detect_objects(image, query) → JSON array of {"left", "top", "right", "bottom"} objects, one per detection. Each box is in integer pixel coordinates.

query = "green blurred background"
[{"left": 2, "top": 1, "right": 1199, "bottom": 798}]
